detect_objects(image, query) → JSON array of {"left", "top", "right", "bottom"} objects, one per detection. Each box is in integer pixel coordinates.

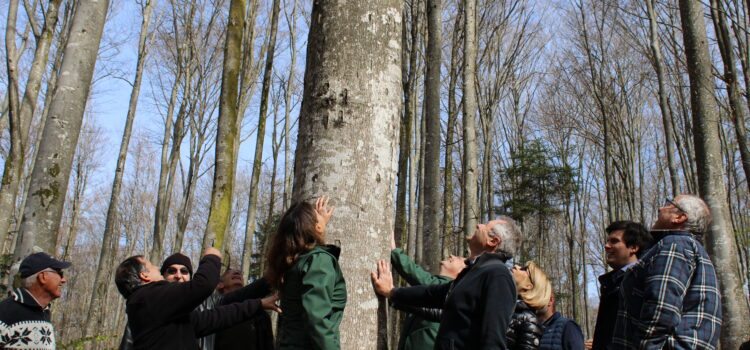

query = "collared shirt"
[
  {"left": 619, "top": 261, "right": 636, "bottom": 272},
  {"left": 0, "top": 288, "right": 56, "bottom": 349},
  {"left": 611, "top": 230, "right": 721, "bottom": 349}
]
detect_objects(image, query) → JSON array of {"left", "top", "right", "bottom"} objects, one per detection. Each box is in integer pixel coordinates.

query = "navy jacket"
[{"left": 539, "top": 312, "right": 583, "bottom": 350}]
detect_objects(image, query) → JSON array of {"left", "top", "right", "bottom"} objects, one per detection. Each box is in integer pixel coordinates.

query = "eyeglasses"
[
  {"left": 665, "top": 198, "right": 687, "bottom": 213},
  {"left": 40, "top": 268, "right": 63, "bottom": 279},
  {"left": 166, "top": 267, "right": 190, "bottom": 275},
  {"left": 519, "top": 264, "right": 534, "bottom": 285}
]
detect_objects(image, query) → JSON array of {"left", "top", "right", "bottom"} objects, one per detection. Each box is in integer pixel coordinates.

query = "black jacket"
[
  {"left": 591, "top": 268, "right": 624, "bottom": 350},
  {"left": 507, "top": 299, "right": 542, "bottom": 350},
  {"left": 391, "top": 252, "right": 517, "bottom": 350},
  {"left": 126, "top": 255, "right": 264, "bottom": 350}
]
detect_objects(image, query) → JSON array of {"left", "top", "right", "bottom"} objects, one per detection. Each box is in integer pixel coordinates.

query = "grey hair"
[
  {"left": 674, "top": 195, "right": 712, "bottom": 233},
  {"left": 20, "top": 272, "right": 39, "bottom": 289},
  {"left": 489, "top": 215, "right": 522, "bottom": 257}
]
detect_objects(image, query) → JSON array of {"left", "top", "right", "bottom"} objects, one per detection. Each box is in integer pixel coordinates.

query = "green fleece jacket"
[
  {"left": 391, "top": 248, "right": 452, "bottom": 350},
  {"left": 278, "top": 245, "right": 347, "bottom": 350}
]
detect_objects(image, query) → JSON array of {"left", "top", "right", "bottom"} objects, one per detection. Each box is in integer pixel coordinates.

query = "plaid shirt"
[{"left": 611, "top": 230, "right": 721, "bottom": 349}]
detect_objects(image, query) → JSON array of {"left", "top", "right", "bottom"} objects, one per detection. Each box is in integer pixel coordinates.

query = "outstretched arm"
[{"left": 191, "top": 294, "right": 280, "bottom": 337}]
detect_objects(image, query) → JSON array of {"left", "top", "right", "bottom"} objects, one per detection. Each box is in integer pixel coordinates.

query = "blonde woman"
[{"left": 507, "top": 262, "right": 552, "bottom": 350}]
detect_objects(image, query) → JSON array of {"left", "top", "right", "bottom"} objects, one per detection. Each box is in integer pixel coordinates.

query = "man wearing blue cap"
[{"left": 0, "top": 252, "right": 71, "bottom": 349}]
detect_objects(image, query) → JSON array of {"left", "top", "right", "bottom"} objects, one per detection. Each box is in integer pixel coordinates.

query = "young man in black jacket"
[
  {"left": 114, "top": 248, "right": 279, "bottom": 350},
  {"left": 372, "top": 217, "right": 520, "bottom": 350},
  {"left": 590, "top": 220, "right": 652, "bottom": 350}
]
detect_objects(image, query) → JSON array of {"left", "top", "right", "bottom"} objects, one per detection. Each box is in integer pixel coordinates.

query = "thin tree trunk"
[
  {"left": 83, "top": 0, "right": 155, "bottom": 338},
  {"left": 678, "top": 0, "right": 750, "bottom": 347},
  {"left": 711, "top": 0, "right": 750, "bottom": 196},
  {"left": 291, "top": 0, "right": 401, "bottom": 346},
  {"left": 463, "top": 0, "right": 480, "bottom": 235},
  {"left": 395, "top": 0, "right": 419, "bottom": 249},
  {"left": 13, "top": 0, "right": 110, "bottom": 269},
  {"left": 646, "top": 0, "right": 679, "bottom": 196},
  {"left": 2, "top": 0, "right": 23, "bottom": 270},
  {"left": 422, "top": 0, "right": 442, "bottom": 274},
  {"left": 203, "top": 0, "right": 247, "bottom": 252},
  {"left": 282, "top": 0, "right": 297, "bottom": 210},
  {"left": 443, "top": 3, "right": 462, "bottom": 257},
  {"left": 240, "top": 0, "right": 281, "bottom": 279}
]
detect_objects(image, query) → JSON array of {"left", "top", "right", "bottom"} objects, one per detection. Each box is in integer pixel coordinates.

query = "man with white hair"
[
  {"left": 372, "top": 217, "right": 520, "bottom": 349},
  {"left": 0, "top": 252, "right": 71, "bottom": 349},
  {"left": 612, "top": 195, "right": 722, "bottom": 349}
]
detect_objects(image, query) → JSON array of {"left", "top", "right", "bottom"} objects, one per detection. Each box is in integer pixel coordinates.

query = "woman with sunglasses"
[
  {"left": 266, "top": 196, "right": 347, "bottom": 350},
  {"left": 507, "top": 262, "right": 552, "bottom": 350}
]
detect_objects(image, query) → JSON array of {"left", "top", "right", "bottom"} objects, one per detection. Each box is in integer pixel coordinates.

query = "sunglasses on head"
[
  {"left": 166, "top": 267, "right": 190, "bottom": 275},
  {"left": 665, "top": 198, "right": 687, "bottom": 213}
]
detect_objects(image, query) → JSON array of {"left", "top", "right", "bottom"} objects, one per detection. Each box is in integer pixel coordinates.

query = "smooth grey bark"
[
  {"left": 83, "top": 0, "right": 156, "bottom": 338},
  {"left": 422, "top": 0, "right": 442, "bottom": 274},
  {"left": 13, "top": 0, "right": 110, "bottom": 270},
  {"left": 0, "top": 0, "right": 62, "bottom": 246},
  {"left": 463, "top": 0, "right": 479, "bottom": 235},
  {"left": 646, "top": 0, "right": 679, "bottom": 197},
  {"left": 240, "top": 0, "right": 280, "bottom": 280},
  {"left": 291, "top": 0, "right": 401, "bottom": 347},
  {"left": 678, "top": 0, "right": 750, "bottom": 347}
]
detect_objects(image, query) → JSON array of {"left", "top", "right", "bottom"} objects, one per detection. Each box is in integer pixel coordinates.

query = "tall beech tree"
[
  {"left": 291, "top": 0, "right": 402, "bottom": 347},
  {"left": 12, "top": 0, "right": 110, "bottom": 270},
  {"left": 203, "top": 0, "right": 246, "bottom": 252},
  {"left": 678, "top": 0, "right": 750, "bottom": 347}
]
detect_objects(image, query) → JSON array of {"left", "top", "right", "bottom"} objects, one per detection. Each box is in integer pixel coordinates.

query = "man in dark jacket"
[
  {"left": 591, "top": 221, "right": 652, "bottom": 350},
  {"left": 114, "top": 248, "right": 279, "bottom": 350},
  {"left": 612, "top": 195, "right": 722, "bottom": 349},
  {"left": 372, "top": 217, "right": 520, "bottom": 350},
  {"left": 118, "top": 253, "right": 272, "bottom": 350},
  {"left": 0, "top": 252, "right": 70, "bottom": 349},
  {"left": 213, "top": 269, "right": 274, "bottom": 350},
  {"left": 389, "top": 233, "right": 465, "bottom": 350}
]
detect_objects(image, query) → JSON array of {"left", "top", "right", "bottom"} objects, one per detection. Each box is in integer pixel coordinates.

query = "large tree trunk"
[
  {"left": 646, "top": 0, "right": 679, "bottom": 197},
  {"left": 462, "top": 0, "right": 479, "bottom": 235},
  {"left": 82, "top": 0, "right": 155, "bottom": 338},
  {"left": 0, "top": 0, "right": 62, "bottom": 246},
  {"left": 240, "top": 0, "right": 281, "bottom": 279},
  {"left": 678, "top": 0, "right": 750, "bottom": 348},
  {"left": 422, "top": 0, "right": 442, "bottom": 274},
  {"left": 203, "top": 0, "right": 247, "bottom": 252},
  {"left": 12, "top": 0, "right": 109, "bottom": 268},
  {"left": 291, "top": 0, "right": 401, "bottom": 347}
]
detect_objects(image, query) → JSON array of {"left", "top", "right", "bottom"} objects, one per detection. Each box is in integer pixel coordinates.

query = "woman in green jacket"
[{"left": 266, "top": 196, "right": 347, "bottom": 350}]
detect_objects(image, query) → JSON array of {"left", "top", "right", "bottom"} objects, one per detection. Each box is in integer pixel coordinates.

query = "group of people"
[{"left": 0, "top": 193, "right": 740, "bottom": 349}]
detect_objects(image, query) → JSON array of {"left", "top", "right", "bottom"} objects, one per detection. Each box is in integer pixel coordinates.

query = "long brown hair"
[{"left": 265, "top": 201, "right": 324, "bottom": 289}]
